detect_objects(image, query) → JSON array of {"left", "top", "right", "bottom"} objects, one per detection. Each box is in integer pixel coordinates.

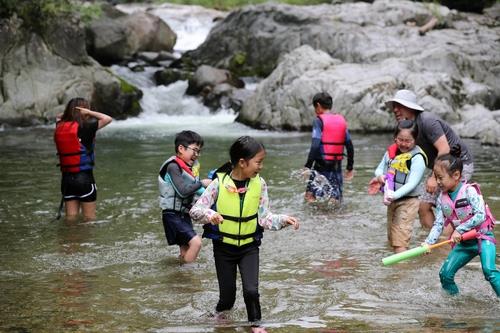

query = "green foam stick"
[{"left": 382, "top": 245, "right": 428, "bottom": 266}]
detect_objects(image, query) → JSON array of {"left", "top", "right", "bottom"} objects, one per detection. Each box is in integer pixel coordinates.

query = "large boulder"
[
  {"left": 214, "top": 0, "right": 500, "bottom": 144},
  {"left": 237, "top": 45, "right": 500, "bottom": 145},
  {"left": 86, "top": 11, "right": 177, "bottom": 65},
  {"left": 183, "top": 0, "right": 452, "bottom": 76},
  {"left": 184, "top": 0, "right": 498, "bottom": 78},
  {"left": 0, "top": 16, "right": 142, "bottom": 126}
]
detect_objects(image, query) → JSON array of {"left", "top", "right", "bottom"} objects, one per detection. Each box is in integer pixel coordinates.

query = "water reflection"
[
  {"left": 0, "top": 129, "right": 499, "bottom": 332},
  {"left": 55, "top": 217, "right": 94, "bottom": 329}
]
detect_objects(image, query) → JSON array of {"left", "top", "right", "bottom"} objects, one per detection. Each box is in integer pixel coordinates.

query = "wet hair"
[
  {"left": 61, "top": 97, "right": 91, "bottom": 125},
  {"left": 312, "top": 92, "right": 333, "bottom": 110},
  {"left": 394, "top": 119, "right": 418, "bottom": 140},
  {"left": 215, "top": 136, "right": 265, "bottom": 175},
  {"left": 174, "top": 130, "right": 204, "bottom": 153},
  {"left": 435, "top": 145, "right": 463, "bottom": 176}
]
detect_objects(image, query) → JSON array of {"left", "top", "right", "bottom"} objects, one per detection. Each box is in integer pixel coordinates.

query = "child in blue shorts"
[{"left": 158, "top": 130, "right": 211, "bottom": 263}]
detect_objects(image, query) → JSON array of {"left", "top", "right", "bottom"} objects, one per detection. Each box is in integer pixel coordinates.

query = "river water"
[
  {"left": 1, "top": 3, "right": 499, "bottom": 333},
  {"left": 1, "top": 125, "right": 499, "bottom": 332}
]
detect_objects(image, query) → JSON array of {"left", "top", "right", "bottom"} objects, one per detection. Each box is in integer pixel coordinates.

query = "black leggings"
[{"left": 213, "top": 242, "right": 261, "bottom": 322}]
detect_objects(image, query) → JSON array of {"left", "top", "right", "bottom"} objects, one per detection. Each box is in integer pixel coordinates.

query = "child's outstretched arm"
[
  {"left": 368, "top": 153, "right": 389, "bottom": 195},
  {"left": 167, "top": 163, "right": 203, "bottom": 198},
  {"left": 283, "top": 216, "right": 300, "bottom": 230},
  {"left": 189, "top": 179, "right": 221, "bottom": 225},
  {"left": 424, "top": 197, "right": 445, "bottom": 245},
  {"left": 258, "top": 177, "right": 298, "bottom": 231}
]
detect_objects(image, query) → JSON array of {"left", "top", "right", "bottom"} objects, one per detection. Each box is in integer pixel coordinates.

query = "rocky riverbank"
[{"left": 0, "top": 0, "right": 499, "bottom": 145}]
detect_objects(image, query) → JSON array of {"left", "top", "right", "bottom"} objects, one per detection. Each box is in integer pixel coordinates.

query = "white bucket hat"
[{"left": 385, "top": 89, "right": 424, "bottom": 111}]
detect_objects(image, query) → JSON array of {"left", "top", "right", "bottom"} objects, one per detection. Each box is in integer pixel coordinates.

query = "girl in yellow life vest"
[
  {"left": 368, "top": 120, "right": 427, "bottom": 253},
  {"left": 190, "top": 136, "right": 299, "bottom": 333}
]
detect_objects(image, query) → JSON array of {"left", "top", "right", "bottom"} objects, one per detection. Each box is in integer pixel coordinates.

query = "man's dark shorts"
[
  {"left": 162, "top": 211, "right": 196, "bottom": 246},
  {"left": 61, "top": 170, "right": 97, "bottom": 202}
]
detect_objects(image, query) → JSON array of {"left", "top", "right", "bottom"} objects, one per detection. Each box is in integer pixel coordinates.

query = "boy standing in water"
[
  {"left": 158, "top": 130, "right": 211, "bottom": 263},
  {"left": 304, "top": 92, "right": 354, "bottom": 204}
]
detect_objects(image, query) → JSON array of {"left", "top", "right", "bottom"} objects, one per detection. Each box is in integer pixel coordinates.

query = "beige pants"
[{"left": 387, "top": 197, "right": 420, "bottom": 248}]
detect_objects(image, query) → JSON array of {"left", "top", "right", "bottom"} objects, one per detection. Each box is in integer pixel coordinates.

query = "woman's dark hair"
[
  {"left": 215, "top": 136, "right": 265, "bottom": 175},
  {"left": 61, "top": 97, "right": 91, "bottom": 125},
  {"left": 312, "top": 92, "right": 333, "bottom": 110},
  {"left": 394, "top": 119, "right": 418, "bottom": 139},
  {"left": 435, "top": 145, "right": 463, "bottom": 175},
  {"left": 174, "top": 130, "right": 204, "bottom": 153}
]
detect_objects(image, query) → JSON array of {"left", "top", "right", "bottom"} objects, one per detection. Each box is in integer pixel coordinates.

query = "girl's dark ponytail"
[
  {"left": 213, "top": 161, "right": 232, "bottom": 179},
  {"left": 450, "top": 144, "right": 462, "bottom": 158},
  {"left": 435, "top": 145, "right": 463, "bottom": 175}
]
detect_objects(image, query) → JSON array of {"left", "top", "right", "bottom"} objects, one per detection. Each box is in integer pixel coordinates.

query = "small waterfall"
[{"left": 109, "top": 3, "right": 239, "bottom": 136}]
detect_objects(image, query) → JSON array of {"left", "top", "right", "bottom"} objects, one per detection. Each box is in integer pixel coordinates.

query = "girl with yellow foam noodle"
[{"left": 190, "top": 136, "right": 299, "bottom": 333}]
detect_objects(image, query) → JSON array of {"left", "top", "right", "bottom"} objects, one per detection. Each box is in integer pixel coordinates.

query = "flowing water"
[
  {"left": 1, "top": 3, "right": 499, "bottom": 333},
  {"left": 1, "top": 125, "right": 499, "bottom": 332}
]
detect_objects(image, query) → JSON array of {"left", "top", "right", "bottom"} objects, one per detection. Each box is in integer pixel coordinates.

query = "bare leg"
[
  {"left": 179, "top": 245, "right": 187, "bottom": 261},
  {"left": 65, "top": 200, "right": 80, "bottom": 217},
  {"left": 418, "top": 202, "right": 435, "bottom": 229},
  {"left": 393, "top": 246, "right": 408, "bottom": 253},
  {"left": 81, "top": 201, "right": 96, "bottom": 221},
  {"left": 304, "top": 191, "right": 315, "bottom": 203},
  {"left": 181, "top": 235, "right": 202, "bottom": 263}
]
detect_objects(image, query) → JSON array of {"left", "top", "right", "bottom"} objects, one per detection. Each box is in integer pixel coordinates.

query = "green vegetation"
[
  {"left": 0, "top": 0, "right": 72, "bottom": 30},
  {"left": 75, "top": 3, "right": 103, "bottom": 24},
  {"left": 154, "top": 0, "right": 332, "bottom": 11},
  {"left": 0, "top": 0, "right": 103, "bottom": 30},
  {"left": 118, "top": 77, "right": 138, "bottom": 94}
]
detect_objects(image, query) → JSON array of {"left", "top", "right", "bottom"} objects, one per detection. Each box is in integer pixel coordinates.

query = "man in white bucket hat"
[{"left": 385, "top": 89, "right": 474, "bottom": 229}]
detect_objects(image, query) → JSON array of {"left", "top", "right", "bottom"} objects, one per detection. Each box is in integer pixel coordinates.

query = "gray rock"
[
  {"left": 87, "top": 11, "right": 177, "bottom": 65},
  {"left": 238, "top": 45, "right": 500, "bottom": 145},
  {"left": 0, "top": 16, "right": 142, "bottom": 126}
]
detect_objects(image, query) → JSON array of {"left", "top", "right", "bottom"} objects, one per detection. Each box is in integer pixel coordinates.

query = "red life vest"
[
  {"left": 441, "top": 182, "right": 496, "bottom": 250},
  {"left": 387, "top": 143, "right": 398, "bottom": 159},
  {"left": 318, "top": 113, "right": 346, "bottom": 161},
  {"left": 54, "top": 121, "right": 94, "bottom": 173}
]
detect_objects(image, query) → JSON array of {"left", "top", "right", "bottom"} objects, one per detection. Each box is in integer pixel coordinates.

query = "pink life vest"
[
  {"left": 441, "top": 182, "right": 496, "bottom": 250},
  {"left": 318, "top": 113, "right": 346, "bottom": 161}
]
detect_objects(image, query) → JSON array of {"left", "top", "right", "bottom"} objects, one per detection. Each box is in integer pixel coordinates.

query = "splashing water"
[{"left": 290, "top": 169, "right": 341, "bottom": 205}]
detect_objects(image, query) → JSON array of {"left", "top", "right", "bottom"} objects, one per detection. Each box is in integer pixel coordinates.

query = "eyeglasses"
[
  {"left": 224, "top": 184, "right": 247, "bottom": 194},
  {"left": 184, "top": 146, "right": 201, "bottom": 156},
  {"left": 395, "top": 137, "right": 415, "bottom": 144}
]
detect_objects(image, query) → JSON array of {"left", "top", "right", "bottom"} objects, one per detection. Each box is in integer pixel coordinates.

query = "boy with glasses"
[{"left": 158, "top": 130, "right": 211, "bottom": 263}]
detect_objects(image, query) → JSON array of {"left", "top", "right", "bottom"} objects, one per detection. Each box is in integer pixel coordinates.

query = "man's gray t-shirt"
[{"left": 415, "top": 112, "right": 472, "bottom": 169}]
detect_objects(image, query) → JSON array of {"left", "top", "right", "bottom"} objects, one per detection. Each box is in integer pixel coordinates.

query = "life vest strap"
[
  {"left": 57, "top": 150, "right": 94, "bottom": 157},
  {"left": 321, "top": 141, "right": 345, "bottom": 145},
  {"left": 57, "top": 161, "right": 95, "bottom": 168},
  {"left": 219, "top": 230, "right": 256, "bottom": 240},
  {"left": 221, "top": 213, "right": 258, "bottom": 223}
]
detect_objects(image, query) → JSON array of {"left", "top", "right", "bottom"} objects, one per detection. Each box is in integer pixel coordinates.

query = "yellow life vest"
[
  {"left": 388, "top": 146, "right": 428, "bottom": 192},
  {"left": 216, "top": 172, "right": 261, "bottom": 246}
]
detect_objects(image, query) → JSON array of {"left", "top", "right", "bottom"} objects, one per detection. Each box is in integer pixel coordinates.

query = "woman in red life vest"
[{"left": 54, "top": 98, "right": 112, "bottom": 220}]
